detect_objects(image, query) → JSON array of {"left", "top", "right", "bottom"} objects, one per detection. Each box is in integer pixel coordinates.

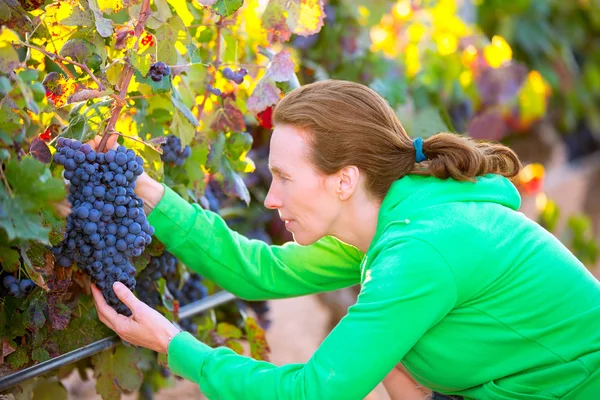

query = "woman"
[{"left": 92, "top": 80, "right": 600, "bottom": 399}]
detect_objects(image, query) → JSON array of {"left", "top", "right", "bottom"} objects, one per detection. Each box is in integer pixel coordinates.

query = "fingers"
[
  {"left": 91, "top": 284, "right": 116, "bottom": 330},
  {"left": 113, "top": 282, "right": 142, "bottom": 314}
]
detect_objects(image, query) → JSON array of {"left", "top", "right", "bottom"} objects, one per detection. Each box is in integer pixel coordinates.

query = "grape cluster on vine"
[
  {"left": 136, "top": 250, "right": 179, "bottom": 307},
  {"left": 168, "top": 272, "right": 209, "bottom": 333},
  {"left": 52, "top": 138, "right": 154, "bottom": 316},
  {"left": 222, "top": 67, "right": 248, "bottom": 84},
  {"left": 160, "top": 134, "right": 191, "bottom": 167},
  {"left": 148, "top": 61, "right": 171, "bottom": 82}
]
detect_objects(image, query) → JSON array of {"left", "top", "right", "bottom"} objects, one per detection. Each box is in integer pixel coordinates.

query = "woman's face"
[{"left": 264, "top": 124, "right": 341, "bottom": 246}]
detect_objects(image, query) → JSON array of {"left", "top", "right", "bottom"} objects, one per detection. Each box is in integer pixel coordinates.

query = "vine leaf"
[
  {"left": 0, "top": 157, "right": 66, "bottom": 243},
  {"left": 0, "top": 28, "right": 22, "bottom": 74},
  {"left": 262, "top": 0, "right": 291, "bottom": 44},
  {"left": 210, "top": 99, "right": 245, "bottom": 133},
  {"left": 245, "top": 316, "right": 270, "bottom": 361},
  {"left": 247, "top": 78, "right": 281, "bottom": 113},
  {"left": 88, "top": 0, "right": 114, "bottom": 38},
  {"left": 262, "top": 0, "right": 325, "bottom": 44},
  {"left": 212, "top": 0, "right": 244, "bottom": 17},
  {"left": 29, "top": 137, "right": 52, "bottom": 164},
  {"left": 268, "top": 50, "right": 295, "bottom": 82},
  {"left": 0, "top": 246, "right": 21, "bottom": 272},
  {"left": 31, "top": 379, "right": 68, "bottom": 399},
  {"left": 93, "top": 344, "right": 143, "bottom": 400}
]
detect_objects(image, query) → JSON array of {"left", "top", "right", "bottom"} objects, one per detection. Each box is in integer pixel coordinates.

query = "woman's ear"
[{"left": 337, "top": 166, "right": 360, "bottom": 201}]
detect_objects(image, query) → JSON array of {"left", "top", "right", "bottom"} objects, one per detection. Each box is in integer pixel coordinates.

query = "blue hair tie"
[{"left": 413, "top": 137, "right": 427, "bottom": 163}]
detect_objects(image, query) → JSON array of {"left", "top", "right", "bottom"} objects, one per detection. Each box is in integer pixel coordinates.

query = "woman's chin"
[{"left": 291, "top": 231, "right": 321, "bottom": 247}]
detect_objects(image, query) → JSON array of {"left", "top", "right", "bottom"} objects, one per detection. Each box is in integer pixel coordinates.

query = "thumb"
[{"left": 113, "top": 282, "right": 140, "bottom": 312}]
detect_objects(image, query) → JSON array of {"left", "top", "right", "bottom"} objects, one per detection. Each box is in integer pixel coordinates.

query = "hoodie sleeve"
[
  {"left": 147, "top": 184, "right": 364, "bottom": 300},
  {"left": 166, "top": 238, "right": 458, "bottom": 399}
]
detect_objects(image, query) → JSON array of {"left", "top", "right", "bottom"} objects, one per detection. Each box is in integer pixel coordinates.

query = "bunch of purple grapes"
[
  {"left": 52, "top": 138, "right": 154, "bottom": 316},
  {"left": 160, "top": 135, "right": 191, "bottom": 167},
  {"left": 148, "top": 61, "right": 171, "bottom": 82},
  {"left": 2, "top": 275, "right": 34, "bottom": 298},
  {"left": 222, "top": 67, "right": 247, "bottom": 84}
]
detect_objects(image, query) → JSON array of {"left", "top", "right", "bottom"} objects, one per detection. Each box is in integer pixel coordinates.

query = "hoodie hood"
[{"left": 372, "top": 174, "right": 522, "bottom": 246}]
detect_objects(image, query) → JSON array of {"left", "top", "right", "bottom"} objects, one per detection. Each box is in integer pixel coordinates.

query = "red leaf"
[
  {"left": 29, "top": 137, "right": 52, "bottom": 164},
  {"left": 256, "top": 106, "right": 273, "bottom": 130}
]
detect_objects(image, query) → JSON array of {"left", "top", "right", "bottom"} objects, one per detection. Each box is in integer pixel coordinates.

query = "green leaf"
[
  {"left": 206, "top": 132, "right": 226, "bottom": 172},
  {"left": 0, "top": 246, "right": 20, "bottom": 272},
  {"left": 186, "top": 43, "right": 202, "bottom": 63},
  {"left": 88, "top": 0, "right": 114, "bottom": 37},
  {"left": 171, "top": 94, "right": 199, "bottom": 128},
  {"left": 93, "top": 344, "right": 143, "bottom": 399},
  {"left": 132, "top": 52, "right": 152, "bottom": 77},
  {"left": 226, "top": 131, "right": 253, "bottom": 160},
  {"left": 220, "top": 158, "right": 250, "bottom": 205},
  {"left": 59, "top": 38, "right": 96, "bottom": 64},
  {"left": 6, "top": 157, "right": 65, "bottom": 203},
  {"left": 32, "top": 347, "right": 51, "bottom": 364},
  {"left": 169, "top": 109, "right": 196, "bottom": 147},
  {"left": 62, "top": 2, "right": 95, "bottom": 26},
  {"left": 32, "top": 379, "right": 68, "bottom": 400},
  {"left": 7, "top": 346, "right": 29, "bottom": 369},
  {"left": 0, "top": 185, "right": 50, "bottom": 243},
  {"left": 61, "top": 104, "right": 97, "bottom": 143},
  {"left": 212, "top": 0, "right": 244, "bottom": 17},
  {"left": 156, "top": 16, "right": 185, "bottom": 66},
  {"left": 184, "top": 141, "right": 209, "bottom": 187}
]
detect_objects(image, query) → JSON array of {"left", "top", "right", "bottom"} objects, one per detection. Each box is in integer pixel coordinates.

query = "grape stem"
[
  {"left": 0, "top": 166, "right": 12, "bottom": 196},
  {"left": 98, "top": 0, "right": 152, "bottom": 153},
  {"left": 17, "top": 41, "right": 105, "bottom": 91}
]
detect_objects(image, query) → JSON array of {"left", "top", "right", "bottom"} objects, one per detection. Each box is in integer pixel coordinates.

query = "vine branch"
[
  {"left": 97, "top": 0, "right": 152, "bottom": 153},
  {"left": 17, "top": 42, "right": 103, "bottom": 89}
]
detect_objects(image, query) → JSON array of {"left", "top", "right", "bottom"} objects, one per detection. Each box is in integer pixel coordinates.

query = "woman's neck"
[{"left": 330, "top": 195, "right": 381, "bottom": 254}]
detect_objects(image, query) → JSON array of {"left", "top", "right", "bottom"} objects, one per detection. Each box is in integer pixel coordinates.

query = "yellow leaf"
[
  {"left": 167, "top": 0, "right": 195, "bottom": 26},
  {"left": 435, "top": 32, "right": 457, "bottom": 56},
  {"left": 407, "top": 22, "right": 426, "bottom": 43},
  {"left": 405, "top": 43, "right": 420, "bottom": 77},
  {"left": 97, "top": 0, "right": 125, "bottom": 13},
  {"left": 287, "top": 0, "right": 325, "bottom": 37},
  {"left": 518, "top": 70, "right": 550, "bottom": 125},
  {"left": 484, "top": 35, "right": 512, "bottom": 68},
  {"left": 0, "top": 28, "right": 20, "bottom": 46}
]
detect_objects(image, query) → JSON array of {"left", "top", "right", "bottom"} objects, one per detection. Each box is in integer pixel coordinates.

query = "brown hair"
[{"left": 272, "top": 80, "right": 522, "bottom": 201}]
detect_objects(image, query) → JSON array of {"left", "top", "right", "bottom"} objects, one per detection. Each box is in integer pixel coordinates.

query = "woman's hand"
[{"left": 91, "top": 282, "right": 182, "bottom": 354}]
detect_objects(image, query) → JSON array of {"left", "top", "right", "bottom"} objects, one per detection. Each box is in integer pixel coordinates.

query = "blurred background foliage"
[{"left": 224, "top": 0, "right": 599, "bottom": 269}]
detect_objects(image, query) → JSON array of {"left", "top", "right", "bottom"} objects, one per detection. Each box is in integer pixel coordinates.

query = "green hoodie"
[{"left": 147, "top": 174, "right": 600, "bottom": 399}]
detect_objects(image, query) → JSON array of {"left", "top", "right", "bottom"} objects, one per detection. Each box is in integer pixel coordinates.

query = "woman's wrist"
[
  {"left": 135, "top": 172, "right": 165, "bottom": 214},
  {"left": 162, "top": 324, "right": 183, "bottom": 354}
]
